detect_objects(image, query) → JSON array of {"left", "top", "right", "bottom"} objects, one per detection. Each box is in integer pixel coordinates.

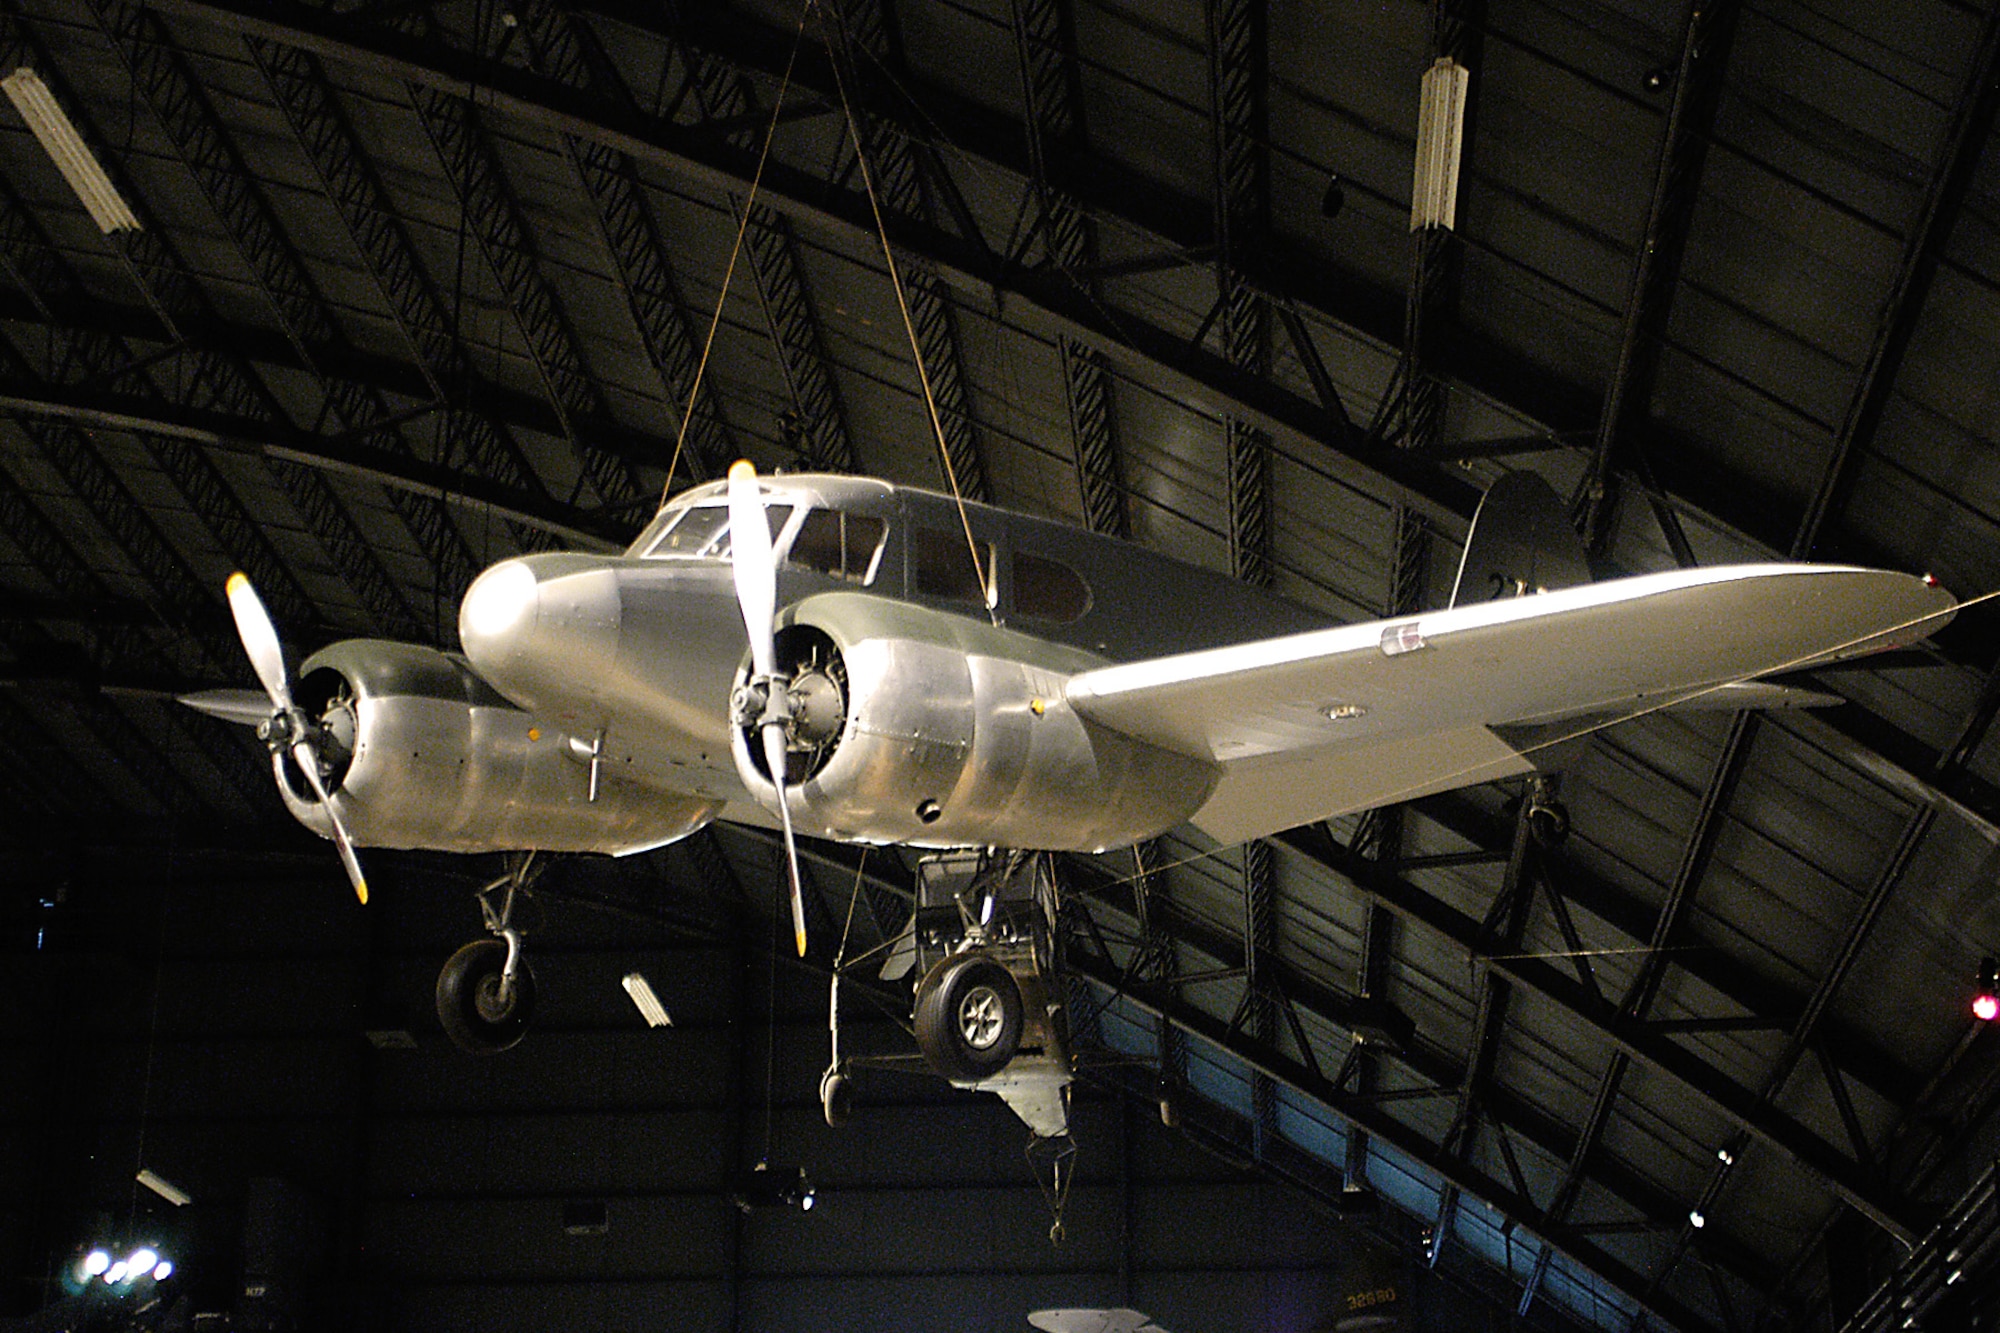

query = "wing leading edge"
[{"left": 1064, "top": 564, "right": 1955, "bottom": 845}]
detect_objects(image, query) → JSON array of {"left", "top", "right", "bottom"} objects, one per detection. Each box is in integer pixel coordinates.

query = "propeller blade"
[
  {"left": 177, "top": 688, "right": 275, "bottom": 725},
  {"left": 763, "top": 724, "right": 808, "bottom": 957},
  {"left": 727, "top": 461, "right": 805, "bottom": 955},
  {"left": 224, "top": 572, "right": 292, "bottom": 713},
  {"left": 291, "top": 739, "right": 368, "bottom": 905},
  {"left": 727, "top": 460, "right": 777, "bottom": 679}
]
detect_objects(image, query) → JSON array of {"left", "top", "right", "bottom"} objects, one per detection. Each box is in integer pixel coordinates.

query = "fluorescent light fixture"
[
  {"left": 621, "top": 972, "right": 672, "bottom": 1028},
  {"left": 136, "top": 1169, "right": 191, "bottom": 1207},
  {"left": 1411, "top": 57, "right": 1469, "bottom": 232},
  {"left": 1, "top": 67, "right": 140, "bottom": 234}
]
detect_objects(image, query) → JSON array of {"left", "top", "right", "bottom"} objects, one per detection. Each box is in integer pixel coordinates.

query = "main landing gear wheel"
[
  {"left": 436, "top": 938, "right": 537, "bottom": 1053},
  {"left": 914, "top": 954, "right": 1024, "bottom": 1081}
]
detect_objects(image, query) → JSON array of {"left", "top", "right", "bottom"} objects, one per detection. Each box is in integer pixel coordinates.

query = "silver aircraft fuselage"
[{"left": 455, "top": 472, "right": 1320, "bottom": 836}]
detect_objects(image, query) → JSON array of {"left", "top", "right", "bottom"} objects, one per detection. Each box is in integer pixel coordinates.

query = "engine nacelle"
[
  {"left": 730, "top": 593, "right": 1216, "bottom": 851},
  {"left": 279, "top": 640, "right": 720, "bottom": 855}
]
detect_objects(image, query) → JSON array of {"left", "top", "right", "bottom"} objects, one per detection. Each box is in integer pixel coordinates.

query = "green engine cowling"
[{"left": 277, "top": 639, "right": 720, "bottom": 855}]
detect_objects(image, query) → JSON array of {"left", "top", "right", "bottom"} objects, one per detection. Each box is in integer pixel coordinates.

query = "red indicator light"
[
  {"left": 1976, "top": 957, "right": 2000, "bottom": 1022},
  {"left": 1975, "top": 993, "right": 1997, "bottom": 1023}
]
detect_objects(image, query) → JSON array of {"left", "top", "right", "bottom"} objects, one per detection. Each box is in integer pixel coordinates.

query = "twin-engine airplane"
[{"left": 190, "top": 464, "right": 1954, "bottom": 1132}]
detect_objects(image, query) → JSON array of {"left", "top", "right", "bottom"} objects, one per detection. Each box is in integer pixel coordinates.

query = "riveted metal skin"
[
  {"left": 729, "top": 592, "right": 1216, "bottom": 851},
  {"left": 278, "top": 639, "right": 720, "bottom": 855}
]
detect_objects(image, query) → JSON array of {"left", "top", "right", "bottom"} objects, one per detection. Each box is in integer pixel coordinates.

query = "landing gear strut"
[{"left": 437, "top": 855, "right": 540, "bottom": 1053}]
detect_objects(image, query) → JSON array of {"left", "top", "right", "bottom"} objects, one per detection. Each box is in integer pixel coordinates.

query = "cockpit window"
[
  {"left": 1012, "top": 550, "right": 1091, "bottom": 623},
  {"left": 788, "top": 509, "right": 887, "bottom": 584},
  {"left": 640, "top": 503, "right": 792, "bottom": 559},
  {"left": 911, "top": 525, "right": 996, "bottom": 605}
]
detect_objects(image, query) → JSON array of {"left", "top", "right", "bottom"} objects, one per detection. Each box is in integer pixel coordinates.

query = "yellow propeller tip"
[
  {"left": 729, "top": 459, "right": 756, "bottom": 481},
  {"left": 225, "top": 572, "right": 249, "bottom": 594},
  {"left": 795, "top": 926, "right": 807, "bottom": 957},
  {"left": 355, "top": 881, "right": 369, "bottom": 905}
]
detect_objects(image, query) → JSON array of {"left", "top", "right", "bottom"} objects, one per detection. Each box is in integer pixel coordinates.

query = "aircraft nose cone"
[{"left": 460, "top": 554, "right": 621, "bottom": 711}]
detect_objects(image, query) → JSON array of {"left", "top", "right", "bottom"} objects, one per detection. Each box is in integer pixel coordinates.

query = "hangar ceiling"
[{"left": 4, "top": 1, "right": 2000, "bottom": 1331}]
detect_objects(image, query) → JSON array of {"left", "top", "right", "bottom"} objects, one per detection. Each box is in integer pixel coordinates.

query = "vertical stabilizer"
[{"left": 1448, "top": 472, "right": 1593, "bottom": 607}]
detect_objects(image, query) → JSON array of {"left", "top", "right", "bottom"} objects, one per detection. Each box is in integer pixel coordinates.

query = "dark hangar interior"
[{"left": 3, "top": 1, "right": 2000, "bottom": 1331}]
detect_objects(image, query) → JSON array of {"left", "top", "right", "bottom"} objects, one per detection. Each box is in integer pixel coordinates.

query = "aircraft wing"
[{"left": 1064, "top": 564, "right": 1954, "bottom": 845}]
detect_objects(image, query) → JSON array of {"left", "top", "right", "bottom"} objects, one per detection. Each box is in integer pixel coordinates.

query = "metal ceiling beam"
[
  {"left": 1530, "top": 714, "right": 1759, "bottom": 1309},
  {"left": 0, "top": 201, "right": 322, "bottom": 636},
  {"left": 0, "top": 442, "right": 270, "bottom": 817},
  {"left": 1066, "top": 850, "right": 1782, "bottom": 1302},
  {"left": 244, "top": 32, "right": 546, "bottom": 580},
  {"left": 828, "top": 0, "right": 988, "bottom": 501},
  {"left": 80, "top": 0, "right": 473, "bottom": 627},
  {"left": 1791, "top": 3, "right": 2000, "bottom": 562},
  {"left": 389, "top": 7, "right": 640, "bottom": 508},
  {"left": 1576, "top": 0, "right": 1741, "bottom": 558},
  {"left": 1064, "top": 945, "right": 1720, "bottom": 1333},
  {"left": 1415, "top": 791, "right": 1917, "bottom": 1107},
  {"left": 1277, "top": 823, "right": 1924, "bottom": 1243},
  {"left": 153, "top": 0, "right": 1477, "bottom": 526},
  {"left": 1010, "top": 0, "right": 1125, "bottom": 538},
  {"left": 1440, "top": 798, "right": 1542, "bottom": 1274},
  {"left": 0, "top": 384, "right": 623, "bottom": 551},
  {"left": 1204, "top": 0, "right": 1282, "bottom": 1164},
  {"left": 513, "top": 0, "right": 736, "bottom": 482},
  {"left": 663, "top": 9, "right": 859, "bottom": 475},
  {"left": 0, "top": 287, "right": 667, "bottom": 533}
]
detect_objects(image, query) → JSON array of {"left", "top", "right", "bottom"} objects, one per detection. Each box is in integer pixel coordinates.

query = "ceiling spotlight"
[
  {"left": 152, "top": 1260, "right": 173, "bottom": 1282},
  {"left": 1689, "top": 1209, "right": 1706, "bottom": 1229},
  {"left": 0, "top": 68, "right": 140, "bottom": 234},
  {"left": 1716, "top": 1146, "right": 1735, "bottom": 1165},
  {"left": 80, "top": 1250, "right": 110, "bottom": 1279},
  {"left": 1974, "top": 957, "right": 1998, "bottom": 1022},
  {"left": 1642, "top": 66, "right": 1674, "bottom": 93},
  {"left": 621, "top": 972, "right": 672, "bottom": 1028}
]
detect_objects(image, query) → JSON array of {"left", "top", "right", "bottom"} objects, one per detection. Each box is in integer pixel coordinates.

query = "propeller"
[
  {"left": 223, "top": 573, "right": 369, "bottom": 905},
  {"left": 727, "top": 461, "right": 809, "bottom": 958}
]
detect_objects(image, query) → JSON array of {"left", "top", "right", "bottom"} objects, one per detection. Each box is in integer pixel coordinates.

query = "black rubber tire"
[
  {"left": 913, "top": 954, "right": 1024, "bottom": 1081},
  {"left": 821, "top": 1070, "right": 854, "bottom": 1127},
  {"left": 436, "top": 939, "right": 536, "bottom": 1053}
]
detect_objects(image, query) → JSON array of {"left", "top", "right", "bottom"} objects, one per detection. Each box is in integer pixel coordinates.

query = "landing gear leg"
[
  {"left": 820, "top": 969, "right": 853, "bottom": 1127},
  {"left": 437, "top": 854, "right": 540, "bottom": 1053}
]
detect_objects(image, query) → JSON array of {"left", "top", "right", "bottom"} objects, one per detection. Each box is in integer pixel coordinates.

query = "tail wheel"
[
  {"left": 914, "top": 954, "right": 1024, "bottom": 1081},
  {"left": 821, "top": 1068, "right": 855, "bottom": 1127},
  {"left": 436, "top": 939, "right": 536, "bottom": 1053},
  {"left": 1528, "top": 800, "right": 1571, "bottom": 848}
]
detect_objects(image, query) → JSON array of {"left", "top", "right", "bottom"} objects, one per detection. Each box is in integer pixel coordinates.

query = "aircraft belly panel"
[{"left": 1191, "top": 725, "right": 1535, "bottom": 845}]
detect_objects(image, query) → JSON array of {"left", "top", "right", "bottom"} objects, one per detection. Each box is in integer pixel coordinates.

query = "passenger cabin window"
[
  {"left": 642, "top": 504, "right": 791, "bottom": 558},
  {"left": 788, "top": 509, "right": 887, "bottom": 584},
  {"left": 1012, "top": 550, "right": 1091, "bottom": 623},
  {"left": 911, "top": 525, "right": 996, "bottom": 605}
]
